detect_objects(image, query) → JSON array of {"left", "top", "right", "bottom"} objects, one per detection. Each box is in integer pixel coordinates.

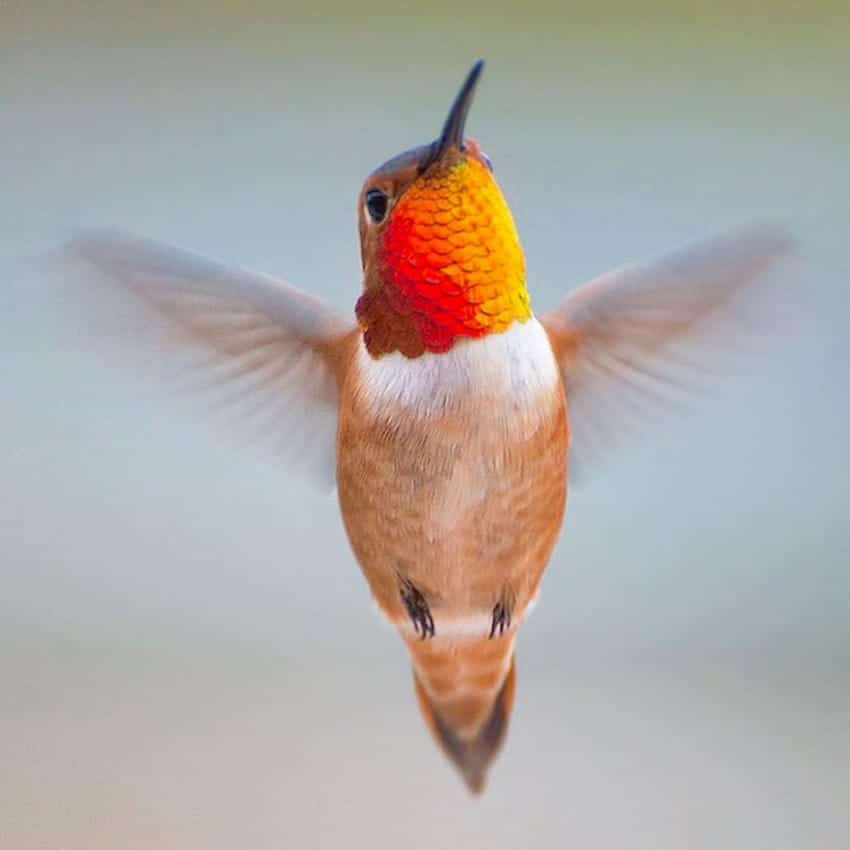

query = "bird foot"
[
  {"left": 489, "top": 597, "right": 513, "bottom": 638},
  {"left": 400, "top": 580, "right": 435, "bottom": 639}
]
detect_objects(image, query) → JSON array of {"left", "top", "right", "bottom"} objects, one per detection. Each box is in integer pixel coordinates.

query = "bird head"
[{"left": 355, "top": 60, "right": 531, "bottom": 358}]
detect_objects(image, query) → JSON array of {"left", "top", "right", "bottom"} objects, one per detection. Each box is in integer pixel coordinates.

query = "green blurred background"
[{"left": 2, "top": 2, "right": 848, "bottom": 848}]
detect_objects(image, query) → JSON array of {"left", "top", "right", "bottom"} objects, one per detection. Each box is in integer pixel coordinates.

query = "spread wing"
[
  {"left": 541, "top": 225, "right": 798, "bottom": 482},
  {"left": 66, "top": 229, "right": 357, "bottom": 486}
]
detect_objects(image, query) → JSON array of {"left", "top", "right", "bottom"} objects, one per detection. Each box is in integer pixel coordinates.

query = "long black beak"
[{"left": 419, "top": 59, "right": 485, "bottom": 172}]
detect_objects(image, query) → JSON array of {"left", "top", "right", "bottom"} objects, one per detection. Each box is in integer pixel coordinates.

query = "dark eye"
[{"left": 365, "top": 188, "right": 389, "bottom": 223}]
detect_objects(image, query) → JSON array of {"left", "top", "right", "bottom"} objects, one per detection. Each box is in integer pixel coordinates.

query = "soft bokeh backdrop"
[{"left": 2, "top": 2, "right": 848, "bottom": 848}]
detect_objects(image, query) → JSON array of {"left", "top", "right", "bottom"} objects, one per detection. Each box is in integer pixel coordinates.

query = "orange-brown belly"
[{"left": 336, "top": 378, "right": 568, "bottom": 634}]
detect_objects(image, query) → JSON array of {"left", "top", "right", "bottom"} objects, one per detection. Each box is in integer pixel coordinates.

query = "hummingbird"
[{"left": 68, "top": 59, "right": 794, "bottom": 794}]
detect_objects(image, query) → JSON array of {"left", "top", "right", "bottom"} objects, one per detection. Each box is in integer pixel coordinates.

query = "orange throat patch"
[{"left": 357, "top": 155, "right": 531, "bottom": 357}]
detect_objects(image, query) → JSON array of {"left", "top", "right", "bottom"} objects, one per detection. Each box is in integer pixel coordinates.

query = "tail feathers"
[{"left": 413, "top": 655, "right": 516, "bottom": 794}]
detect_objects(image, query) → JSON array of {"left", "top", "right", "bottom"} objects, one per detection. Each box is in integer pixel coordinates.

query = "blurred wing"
[
  {"left": 541, "top": 225, "right": 798, "bottom": 482},
  {"left": 67, "top": 229, "right": 356, "bottom": 486}
]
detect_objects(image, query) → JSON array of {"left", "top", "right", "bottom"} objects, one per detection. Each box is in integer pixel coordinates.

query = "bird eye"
[{"left": 365, "top": 188, "right": 389, "bottom": 223}]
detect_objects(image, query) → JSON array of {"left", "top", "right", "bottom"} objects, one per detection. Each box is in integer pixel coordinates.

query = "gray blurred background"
[{"left": 2, "top": 2, "right": 848, "bottom": 848}]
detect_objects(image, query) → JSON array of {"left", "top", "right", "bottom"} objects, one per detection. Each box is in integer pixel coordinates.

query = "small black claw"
[
  {"left": 489, "top": 599, "right": 512, "bottom": 639},
  {"left": 400, "top": 580, "right": 435, "bottom": 639}
]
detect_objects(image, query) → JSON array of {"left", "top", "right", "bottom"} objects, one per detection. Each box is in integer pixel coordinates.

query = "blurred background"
[{"left": 2, "top": 2, "right": 848, "bottom": 848}]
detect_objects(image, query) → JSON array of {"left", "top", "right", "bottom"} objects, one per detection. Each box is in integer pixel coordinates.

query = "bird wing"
[
  {"left": 540, "top": 225, "right": 798, "bottom": 482},
  {"left": 67, "top": 229, "right": 357, "bottom": 487}
]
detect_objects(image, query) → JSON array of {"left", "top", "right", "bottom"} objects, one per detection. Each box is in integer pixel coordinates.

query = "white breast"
[{"left": 353, "top": 317, "right": 560, "bottom": 422}]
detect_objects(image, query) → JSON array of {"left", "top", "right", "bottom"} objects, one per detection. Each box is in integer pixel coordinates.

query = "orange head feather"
[{"left": 356, "top": 60, "right": 531, "bottom": 358}]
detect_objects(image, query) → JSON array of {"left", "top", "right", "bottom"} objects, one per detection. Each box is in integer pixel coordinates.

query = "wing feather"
[
  {"left": 66, "top": 229, "right": 357, "bottom": 486},
  {"left": 541, "top": 225, "right": 799, "bottom": 481}
]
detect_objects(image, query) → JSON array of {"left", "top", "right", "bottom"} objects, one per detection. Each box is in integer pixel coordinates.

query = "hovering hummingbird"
[{"left": 69, "top": 60, "right": 794, "bottom": 793}]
